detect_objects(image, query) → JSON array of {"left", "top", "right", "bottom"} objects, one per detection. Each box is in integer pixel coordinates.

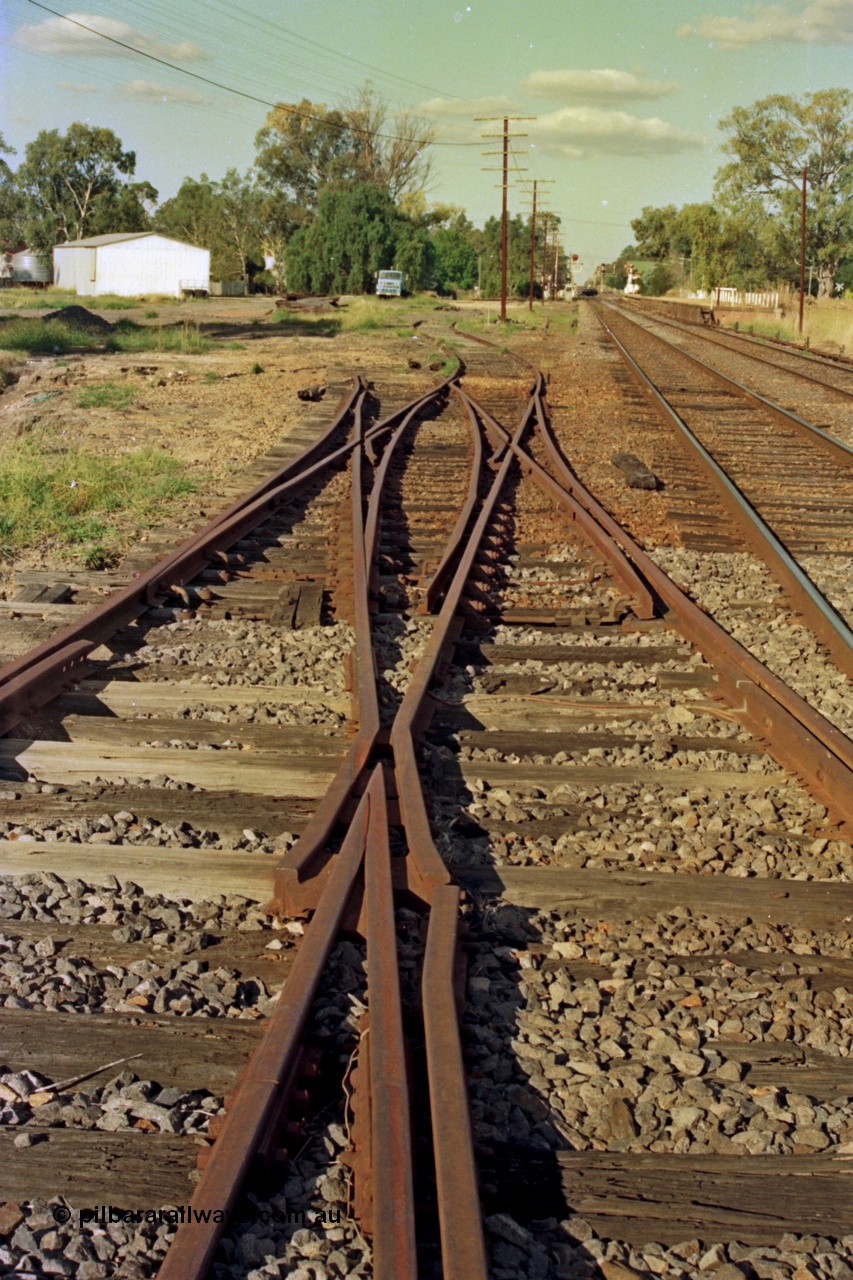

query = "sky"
[{"left": 1, "top": 0, "right": 852, "bottom": 276}]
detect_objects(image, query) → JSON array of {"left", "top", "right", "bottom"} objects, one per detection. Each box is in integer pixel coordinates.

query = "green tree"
[
  {"left": 603, "top": 245, "right": 637, "bottom": 290},
  {"left": 16, "top": 123, "right": 156, "bottom": 251},
  {"left": 431, "top": 226, "right": 478, "bottom": 291},
  {"left": 286, "top": 182, "right": 399, "bottom": 294},
  {"left": 254, "top": 100, "right": 357, "bottom": 215},
  {"left": 0, "top": 132, "right": 23, "bottom": 247},
  {"left": 641, "top": 264, "right": 673, "bottom": 296},
  {"left": 630, "top": 205, "right": 679, "bottom": 260},
  {"left": 716, "top": 89, "right": 853, "bottom": 298},
  {"left": 156, "top": 170, "right": 266, "bottom": 284}
]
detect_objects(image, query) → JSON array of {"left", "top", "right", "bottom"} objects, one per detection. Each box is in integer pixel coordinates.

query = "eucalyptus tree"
[{"left": 716, "top": 89, "right": 853, "bottom": 297}]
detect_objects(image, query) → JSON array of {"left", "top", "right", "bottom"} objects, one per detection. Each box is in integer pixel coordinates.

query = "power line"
[{"left": 22, "top": 0, "right": 482, "bottom": 147}]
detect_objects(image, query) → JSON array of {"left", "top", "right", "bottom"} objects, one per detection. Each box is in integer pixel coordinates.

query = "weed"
[
  {"left": 75, "top": 380, "right": 137, "bottom": 410},
  {"left": 144, "top": 310, "right": 159, "bottom": 319},
  {"left": 251, "top": 362, "right": 264, "bottom": 374},
  {"left": 227, "top": 341, "right": 245, "bottom": 350},
  {"left": 0, "top": 316, "right": 212, "bottom": 355},
  {"left": 0, "top": 431, "right": 196, "bottom": 563},
  {"left": 105, "top": 319, "right": 212, "bottom": 354},
  {"left": 203, "top": 371, "right": 220, "bottom": 383},
  {"left": 83, "top": 544, "right": 120, "bottom": 569},
  {"left": 0, "top": 319, "right": 79, "bottom": 354}
]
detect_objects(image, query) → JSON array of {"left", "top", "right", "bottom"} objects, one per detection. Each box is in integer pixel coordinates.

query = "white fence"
[{"left": 690, "top": 288, "right": 780, "bottom": 309}]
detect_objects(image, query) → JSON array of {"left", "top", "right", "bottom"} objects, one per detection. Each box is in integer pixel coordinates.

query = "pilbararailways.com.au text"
[{"left": 50, "top": 1204, "right": 341, "bottom": 1228}]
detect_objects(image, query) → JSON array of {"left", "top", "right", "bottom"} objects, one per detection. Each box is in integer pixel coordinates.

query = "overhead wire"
[{"left": 22, "top": 0, "right": 483, "bottom": 146}]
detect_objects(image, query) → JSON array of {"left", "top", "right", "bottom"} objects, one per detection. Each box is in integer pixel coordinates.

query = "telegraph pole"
[
  {"left": 478, "top": 115, "right": 535, "bottom": 322},
  {"left": 799, "top": 165, "right": 807, "bottom": 335},
  {"left": 528, "top": 180, "right": 537, "bottom": 312},
  {"left": 521, "top": 179, "right": 554, "bottom": 311},
  {"left": 540, "top": 212, "right": 549, "bottom": 304}
]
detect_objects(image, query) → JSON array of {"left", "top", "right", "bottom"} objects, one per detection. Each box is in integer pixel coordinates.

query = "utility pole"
[
  {"left": 478, "top": 115, "right": 535, "bottom": 322},
  {"left": 540, "top": 213, "right": 549, "bottom": 304},
  {"left": 799, "top": 165, "right": 807, "bottom": 335},
  {"left": 521, "top": 179, "right": 554, "bottom": 311},
  {"left": 528, "top": 180, "right": 537, "bottom": 312},
  {"left": 551, "top": 222, "right": 559, "bottom": 299}
]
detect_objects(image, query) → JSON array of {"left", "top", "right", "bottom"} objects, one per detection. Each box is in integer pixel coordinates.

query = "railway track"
[{"left": 0, "top": 323, "right": 852, "bottom": 1279}]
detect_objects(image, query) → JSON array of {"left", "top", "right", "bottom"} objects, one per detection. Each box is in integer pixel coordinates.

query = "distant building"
[{"left": 53, "top": 232, "right": 209, "bottom": 299}]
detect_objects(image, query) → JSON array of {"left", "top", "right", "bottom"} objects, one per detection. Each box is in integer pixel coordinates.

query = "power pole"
[
  {"left": 551, "top": 222, "right": 559, "bottom": 299},
  {"left": 478, "top": 115, "right": 535, "bottom": 322},
  {"left": 520, "top": 179, "right": 554, "bottom": 311},
  {"left": 528, "top": 180, "right": 537, "bottom": 312},
  {"left": 540, "top": 213, "right": 549, "bottom": 304},
  {"left": 799, "top": 165, "right": 807, "bottom": 335}
]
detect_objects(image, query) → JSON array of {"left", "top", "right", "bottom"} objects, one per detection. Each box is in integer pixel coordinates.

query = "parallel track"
[{"left": 1, "top": 326, "right": 852, "bottom": 1279}]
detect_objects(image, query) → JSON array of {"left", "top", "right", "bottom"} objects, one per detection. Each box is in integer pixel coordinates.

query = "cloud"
[
  {"left": 520, "top": 69, "right": 679, "bottom": 102},
  {"left": 123, "top": 80, "right": 206, "bottom": 105},
  {"left": 528, "top": 107, "right": 707, "bottom": 157},
  {"left": 419, "top": 95, "right": 519, "bottom": 120},
  {"left": 13, "top": 12, "right": 208, "bottom": 61},
  {"left": 678, "top": 0, "right": 853, "bottom": 47},
  {"left": 59, "top": 80, "right": 98, "bottom": 93}
]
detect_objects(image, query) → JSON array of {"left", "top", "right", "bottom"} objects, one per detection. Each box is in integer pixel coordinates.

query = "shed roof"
[{"left": 55, "top": 232, "right": 200, "bottom": 250}]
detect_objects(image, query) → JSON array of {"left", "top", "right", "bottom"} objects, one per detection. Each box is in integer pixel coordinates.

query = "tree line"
[
  {"left": 603, "top": 89, "right": 853, "bottom": 299},
  {"left": 0, "top": 85, "right": 565, "bottom": 297},
  {"left": 2, "top": 87, "right": 850, "bottom": 298}
]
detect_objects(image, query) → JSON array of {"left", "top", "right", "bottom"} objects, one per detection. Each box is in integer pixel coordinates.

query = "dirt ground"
[
  {"left": 0, "top": 295, "right": 448, "bottom": 590},
  {"left": 0, "top": 293, "right": 673, "bottom": 595}
]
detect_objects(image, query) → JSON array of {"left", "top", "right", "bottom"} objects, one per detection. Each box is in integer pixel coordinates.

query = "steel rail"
[
  {"left": 0, "top": 377, "right": 358, "bottom": 692},
  {"left": 156, "top": 784, "right": 370, "bottom": 1280},
  {"left": 0, "top": 369, "right": 463, "bottom": 739},
  {"left": 602, "top": 300, "right": 853, "bottom": 457},
  {"left": 454, "top": 385, "right": 656, "bottom": 620},
  {"left": 272, "top": 382, "right": 457, "bottom": 909},
  {"left": 613, "top": 297, "right": 853, "bottom": 404},
  {"left": 363, "top": 765, "right": 418, "bottom": 1280},
  {"left": 617, "top": 293, "right": 853, "bottom": 376},
  {"left": 445, "top": 321, "right": 853, "bottom": 826},
  {"left": 593, "top": 305, "right": 853, "bottom": 679},
  {"left": 530, "top": 392, "right": 853, "bottom": 833},
  {"left": 422, "top": 884, "right": 490, "bottom": 1280},
  {"left": 388, "top": 390, "right": 540, "bottom": 1280}
]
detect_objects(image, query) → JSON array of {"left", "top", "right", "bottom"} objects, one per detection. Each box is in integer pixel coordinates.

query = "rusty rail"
[{"left": 593, "top": 304, "right": 853, "bottom": 678}]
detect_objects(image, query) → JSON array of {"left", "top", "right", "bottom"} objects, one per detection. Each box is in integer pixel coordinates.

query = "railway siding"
[{"left": 1, "top": 316, "right": 852, "bottom": 1280}]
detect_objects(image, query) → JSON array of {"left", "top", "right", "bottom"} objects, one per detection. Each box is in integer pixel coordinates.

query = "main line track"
[{"left": 0, "top": 327, "right": 852, "bottom": 1279}]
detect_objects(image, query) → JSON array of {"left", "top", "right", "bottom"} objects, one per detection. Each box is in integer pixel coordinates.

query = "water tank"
[{"left": 12, "top": 252, "right": 53, "bottom": 283}]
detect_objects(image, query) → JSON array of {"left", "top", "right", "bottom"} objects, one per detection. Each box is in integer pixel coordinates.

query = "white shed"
[{"left": 53, "top": 232, "right": 209, "bottom": 299}]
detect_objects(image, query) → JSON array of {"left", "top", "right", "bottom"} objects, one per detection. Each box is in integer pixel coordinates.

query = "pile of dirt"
[{"left": 42, "top": 306, "right": 113, "bottom": 332}]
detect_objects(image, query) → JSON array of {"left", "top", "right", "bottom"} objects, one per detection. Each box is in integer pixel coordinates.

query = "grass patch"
[
  {"left": 92, "top": 298, "right": 140, "bottom": 310},
  {"left": 144, "top": 310, "right": 159, "bottom": 319},
  {"left": 0, "top": 318, "right": 84, "bottom": 354},
  {"left": 0, "top": 289, "right": 77, "bottom": 310},
  {"left": 251, "top": 362, "right": 264, "bottom": 374},
  {"left": 75, "top": 380, "right": 137, "bottom": 410},
  {"left": 203, "top": 371, "right": 220, "bottom": 383},
  {"left": 0, "top": 316, "right": 213, "bottom": 355},
  {"left": 106, "top": 319, "right": 212, "bottom": 354},
  {"left": 0, "top": 431, "right": 195, "bottom": 563},
  {"left": 227, "top": 341, "right": 245, "bottom": 350}
]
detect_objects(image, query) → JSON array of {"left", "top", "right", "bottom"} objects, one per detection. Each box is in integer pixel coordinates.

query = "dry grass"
[{"left": 722, "top": 300, "right": 853, "bottom": 354}]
